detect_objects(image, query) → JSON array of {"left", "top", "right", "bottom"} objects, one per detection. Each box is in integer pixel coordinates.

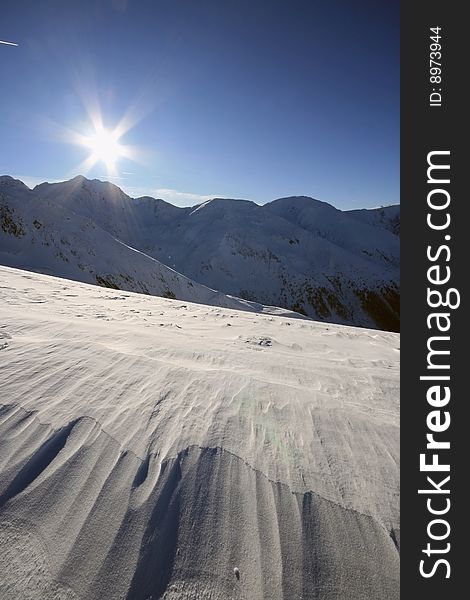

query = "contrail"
[{"left": 0, "top": 40, "right": 18, "bottom": 46}]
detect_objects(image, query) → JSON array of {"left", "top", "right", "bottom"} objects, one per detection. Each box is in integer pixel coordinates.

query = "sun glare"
[
  {"left": 83, "top": 127, "right": 123, "bottom": 171},
  {"left": 54, "top": 92, "right": 146, "bottom": 177}
]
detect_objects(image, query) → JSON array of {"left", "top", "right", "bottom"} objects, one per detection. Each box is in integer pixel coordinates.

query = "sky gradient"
[{"left": 0, "top": 0, "right": 399, "bottom": 208}]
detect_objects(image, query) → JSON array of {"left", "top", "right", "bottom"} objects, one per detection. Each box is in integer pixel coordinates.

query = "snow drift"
[{"left": 0, "top": 266, "right": 399, "bottom": 599}]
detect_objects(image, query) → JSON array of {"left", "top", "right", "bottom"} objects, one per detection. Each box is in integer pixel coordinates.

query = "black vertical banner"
[{"left": 401, "top": 1, "right": 466, "bottom": 598}]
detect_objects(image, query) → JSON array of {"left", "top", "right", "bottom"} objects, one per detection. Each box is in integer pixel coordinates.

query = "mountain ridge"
[{"left": 1, "top": 175, "right": 400, "bottom": 330}]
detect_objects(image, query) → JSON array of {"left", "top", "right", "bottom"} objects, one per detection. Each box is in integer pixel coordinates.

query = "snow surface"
[
  {"left": 1, "top": 175, "right": 400, "bottom": 330},
  {"left": 0, "top": 266, "right": 399, "bottom": 599}
]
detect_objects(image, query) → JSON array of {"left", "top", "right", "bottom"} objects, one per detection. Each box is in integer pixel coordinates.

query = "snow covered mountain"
[
  {"left": 0, "top": 175, "right": 400, "bottom": 330},
  {"left": 347, "top": 204, "right": 400, "bottom": 236},
  {"left": 0, "top": 176, "right": 298, "bottom": 319}
]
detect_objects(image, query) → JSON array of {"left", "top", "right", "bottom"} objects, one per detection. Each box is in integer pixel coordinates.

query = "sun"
[
  {"left": 55, "top": 95, "right": 145, "bottom": 177},
  {"left": 83, "top": 127, "right": 123, "bottom": 171}
]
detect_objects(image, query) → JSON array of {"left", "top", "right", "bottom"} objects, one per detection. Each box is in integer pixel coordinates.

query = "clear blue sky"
[{"left": 1, "top": 0, "right": 399, "bottom": 208}]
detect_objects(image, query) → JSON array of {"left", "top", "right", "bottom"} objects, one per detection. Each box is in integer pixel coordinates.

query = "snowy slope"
[
  {"left": 347, "top": 205, "right": 400, "bottom": 236},
  {"left": 0, "top": 266, "right": 399, "bottom": 599},
  {"left": 0, "top": 176, "right": 298, "bottom": 318},
  {"left": 265, "top": 196, "right": 398, "bottom": 262},
  {"left": 1, "top": 175, "right": 400, "bottom": 330}
]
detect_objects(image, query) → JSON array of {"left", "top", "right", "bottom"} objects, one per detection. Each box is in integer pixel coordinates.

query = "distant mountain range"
[{"left": 0, "top": 175, "right": 399, "bottom": 330}]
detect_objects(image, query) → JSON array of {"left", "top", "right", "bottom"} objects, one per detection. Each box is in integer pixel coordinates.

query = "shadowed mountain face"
[{"left": 0, "top": 175, "right": 399, "bottom": 330}]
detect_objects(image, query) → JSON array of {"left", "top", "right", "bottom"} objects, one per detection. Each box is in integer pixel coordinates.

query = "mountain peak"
[
  {"left": 189, "top": 197, "right": 258, "bottom": 215},
  {"left": 0, "top": 175, "right": 31, "bottom": 191},
  {"left": 268, "top": 195, "right": 337, "bottom": 211}
]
